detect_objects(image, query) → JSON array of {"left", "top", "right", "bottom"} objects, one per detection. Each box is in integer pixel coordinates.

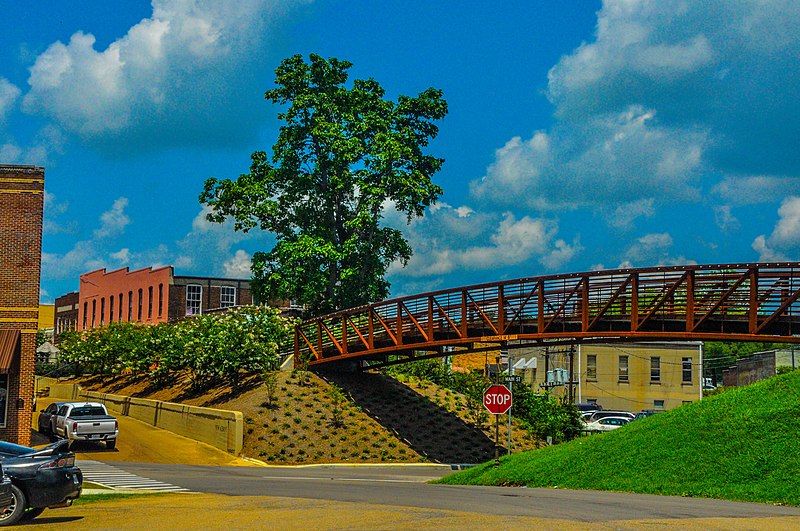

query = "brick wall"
[
  {"left": 78, "top": 266, "right": 173, "bottom": 329},
  {"left": 0, "top": 165, "right": 44, "bottom": 445},
  {"left": 54, "top": 291, "right": 79, "bottom": 343}
]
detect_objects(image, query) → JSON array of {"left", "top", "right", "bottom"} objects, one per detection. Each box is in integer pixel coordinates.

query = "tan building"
[
  {"left": 453, "top": 342, "right": 702, "bottom": 412},
  {"left": 576, "top": 343, "right": 702, "bottom": 411}
]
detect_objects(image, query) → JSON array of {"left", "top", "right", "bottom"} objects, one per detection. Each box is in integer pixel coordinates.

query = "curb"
[{"left": 234, "top": 460, "right": 475, "bottom": 469}]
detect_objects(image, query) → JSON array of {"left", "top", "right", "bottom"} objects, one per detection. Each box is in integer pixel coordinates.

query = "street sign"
[
  {"left": 502, "top": 375, "right": 522, "bottom": 383},
  {"left": 483, "top": 384, "right": 512, "bottom": 415}
]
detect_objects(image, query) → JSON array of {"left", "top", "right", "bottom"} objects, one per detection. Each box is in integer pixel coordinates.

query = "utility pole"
[
  {"left": 503, "top": 342, "right": 512, "bottom": 455},
  {"left": 568, "top": 345, "right": 575, "bottom": 403},
  {"left": 544, "top": 346, "right": 550, "bottom": 384}
]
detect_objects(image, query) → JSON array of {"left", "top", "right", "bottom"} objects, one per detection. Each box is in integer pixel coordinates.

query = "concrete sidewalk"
[{"left": 33, "top": 397, "right": 255, "bottom": 467}]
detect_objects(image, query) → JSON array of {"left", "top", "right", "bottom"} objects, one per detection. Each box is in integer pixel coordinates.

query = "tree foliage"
[
  {"left": 57, "top": 306, "right": 294, "bottom": 390},
  {"left": 703, "top": 341, "right": 787, "bottom": 384},
  {"left": 200, "top": 54, "right": 448, "bottom": 315},
  {"left": 385, "top": 359, "right": 581, "bottom": 443}
]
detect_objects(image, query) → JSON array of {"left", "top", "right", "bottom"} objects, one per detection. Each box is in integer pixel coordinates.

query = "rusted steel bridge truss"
[{"left": 294, "top": 263, "right": 800, "bottom": 368}]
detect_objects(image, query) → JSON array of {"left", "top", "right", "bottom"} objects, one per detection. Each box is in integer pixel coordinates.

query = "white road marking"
[
  {"left": 261, "top": 476, "right": 418, "bottom": 483},
  {"left": 78, "top": 460, "right": 190, "bottom": 492}
]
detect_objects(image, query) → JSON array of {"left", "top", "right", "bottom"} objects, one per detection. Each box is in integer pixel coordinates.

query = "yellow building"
[
  {"left": 452, "top": 342, "right": 702, "bottom": 413},
  {"left": 38, "top": 304, "right": 54, "bottom": 337},
  {"left": 576, "top": 343, "right": 702, "bottom": 411}
]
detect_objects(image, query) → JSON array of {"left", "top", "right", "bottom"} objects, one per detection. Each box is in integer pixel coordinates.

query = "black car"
[
  {"left": 37, "top": 401, "right": 68, "bottom": 439},
  {"left": 634, "top": 409, "right": 662, "bottom": 420},
  {"left": 0, "top": 467, "right": 11, "bottom": 512},
  {"left": 0, "top": 439, "right": 82, "bottom": 526}
]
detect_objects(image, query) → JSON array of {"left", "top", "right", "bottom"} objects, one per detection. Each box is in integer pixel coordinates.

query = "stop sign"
[{"left": 483, "top": 384, "right": 512, "bottom": 415}]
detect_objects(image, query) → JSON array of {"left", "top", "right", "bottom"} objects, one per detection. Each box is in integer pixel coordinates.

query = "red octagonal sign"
[{"left": 483, "top": 384, "right": 512, "bottom": 415}]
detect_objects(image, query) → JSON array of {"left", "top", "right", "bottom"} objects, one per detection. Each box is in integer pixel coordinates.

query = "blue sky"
[{"left": 2, "top": 1, "right": 799, "bottom": 304}]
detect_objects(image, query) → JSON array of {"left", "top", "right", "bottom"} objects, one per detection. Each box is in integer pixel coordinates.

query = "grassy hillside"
[
  {"left": 74, "top": 369, "right": 538, "bottom": 464},
  {"left": 437, "top": 371, "right": 800, "bottom": 506}
]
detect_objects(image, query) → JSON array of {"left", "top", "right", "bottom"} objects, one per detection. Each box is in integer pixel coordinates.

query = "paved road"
[
  {"left": 34, "top": 397, "right": 800, "bottom": 528},
  {"left": 77, "top": 460, "right": 190, "bottom": 492},
  {"left": 109, "top": 462, "right": 800, "bottom": 523}
]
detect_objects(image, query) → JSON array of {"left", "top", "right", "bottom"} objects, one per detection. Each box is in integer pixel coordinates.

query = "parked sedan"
[
  {"left": 585, "top": 410, "right": 635, "bottom": 423},
  {"left": 37, "top": 401, "right": 68, "bottom": 438},
  {"left": 634, "top": 409, "right": 662, "bottom": 420},
  {"left": 0, "top": 440, "right": 82, "bottom": 526},
  {"left": 585, "top": 416, "right": 632, "bottom": 433}
]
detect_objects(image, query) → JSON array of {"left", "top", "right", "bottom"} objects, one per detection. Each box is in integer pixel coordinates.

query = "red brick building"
[
  {"left": 71, "top": 266, "right": 255, "bottom": 331},
  {"left": 0, "top": 165, "right": 44, "bottom": 445},
  {"left": 53, "top": 291, "right": 79, "bottom": 342}
]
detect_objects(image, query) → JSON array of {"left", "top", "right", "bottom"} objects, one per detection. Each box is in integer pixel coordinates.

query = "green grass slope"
[{"left": 437, "top": 371, "right": 800, "bottom": 506}]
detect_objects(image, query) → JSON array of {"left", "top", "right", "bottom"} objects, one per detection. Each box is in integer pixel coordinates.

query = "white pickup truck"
[{"left": 53, "top": 402, "right": 119, "bottom": 449}]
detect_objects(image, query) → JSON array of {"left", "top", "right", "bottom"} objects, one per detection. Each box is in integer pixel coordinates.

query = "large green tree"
[{"left": 200, "top": 54, "right": 447, "bottom": 315}]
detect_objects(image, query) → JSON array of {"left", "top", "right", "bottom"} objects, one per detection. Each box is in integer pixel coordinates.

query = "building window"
[
  {"left": 119, "top": 293, "right": 123, "bottom": 321},
  {"left": 682, "top": 357, "right": 692, "bottom": 383},
  {"left": 100, "top": 298, "right": 105, "bottom": 326},
  {"left": 186, "top": 285, "right": 202, "bottom": 315},
  {"left": 83, "top": 302, "right": 88, "bottom": 329},
  {"left": 128, "top": 291, "right": 133, "bottom": 321},
  {"left": 148, "top": 286, "right": 153, "bottom": 318},
  {"left": 109, "top": 295, "right": 114, "bottom": 323},
  {"left": 158, "top": 284, "right": 164, "bottom": 317},
  {"left": 220, "top": 286, "right": 236, "bottom": 308},
  {"left": 586, "top": 354, "right": 597, "bottom": 380},
  {"left": 618, "top": 355, "right": 629, "bottom": 382},
  {"left": 91, "top": 299, "right": 96, "bottom": 328},
  {"left": 587, "top": 398, "right": 597, "bottom": 405},
  {"left": 138, "top": 288, "right": 143, "bottom": 320},
  {"left": 651, "top": 356, "right": 661, "bottom": 382},
  {"left": 0, "top": 374, "right": 7, "bottom": 428},
  {"left": 654, "top": 399, "right": 665, "bottom": 409}
]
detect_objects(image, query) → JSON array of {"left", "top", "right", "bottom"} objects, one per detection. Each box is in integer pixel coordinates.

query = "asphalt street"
[
  {"left": 110, "top": 461, "right": 800, "bottom": 523},
  {"left": 30, "top": 397, "right": 800, "bottom": 529}
]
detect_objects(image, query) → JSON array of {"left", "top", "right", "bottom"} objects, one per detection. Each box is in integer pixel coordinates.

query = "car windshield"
[
  {"left": 0, "top": 441, "right": 35, "bottom": 456},
  {"left": 71, "top": 406, "right": 106, "bottom": 417}
]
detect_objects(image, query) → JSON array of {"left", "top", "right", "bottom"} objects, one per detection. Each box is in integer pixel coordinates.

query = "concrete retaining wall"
[{"left": 35, "top": 377, "right": 243, "bottom": 455}]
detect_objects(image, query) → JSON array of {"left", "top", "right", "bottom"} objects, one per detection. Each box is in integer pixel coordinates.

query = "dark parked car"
[
  {"left": 576, "top": 403, "right": 602, "bottom": 413},
  {"left": 0, "top": 439, "right": 82, "bottom": 526},
  {"left": 634, "top": 409, "right": 663, "bottom": 420},
  {"left": 37, "top": 401, "right": 68, "bottom": 439},
  {"left": 0, "top": 467, "right": 11, "bottom": 512}
]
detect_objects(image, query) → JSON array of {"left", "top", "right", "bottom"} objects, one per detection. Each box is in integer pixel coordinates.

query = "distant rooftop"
[{"left": 0, "top": 164, "right": 44, "bottom": 172}]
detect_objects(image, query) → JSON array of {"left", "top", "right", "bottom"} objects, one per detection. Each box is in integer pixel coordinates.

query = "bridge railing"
[{"left": 295, "top": 263, "right": 800, "bottom": 366}]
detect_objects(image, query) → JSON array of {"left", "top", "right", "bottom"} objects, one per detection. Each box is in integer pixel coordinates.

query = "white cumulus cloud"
[
  {"left": 473, "top": 0, "right": 800, "bottom": 235},
  {"left": 387, "top": 203, "right": 580, "bottom": 279},
  {"left": 752, "top": 196, "right": 800, "bottom": 261},
  {"left": 0, "top": 78, "right": 20, "bottom": 123},
  {"left": 223, "top": 250, "right": 253, "bottom": 278},
  {"left": 93, "top": 197, "right": 131, "bottom": 239},
  {"left": 22, "top": 0, "right": 304, "bottom": 152}
]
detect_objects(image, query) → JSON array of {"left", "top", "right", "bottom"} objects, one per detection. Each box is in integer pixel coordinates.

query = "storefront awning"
[{"left": 0, "top": 329, "right": 20, "bottom": 373}]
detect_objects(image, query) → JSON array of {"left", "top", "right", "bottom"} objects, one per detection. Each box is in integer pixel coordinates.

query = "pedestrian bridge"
[{"left": 294, "top": 263, "right": 800, "bottom": 368}]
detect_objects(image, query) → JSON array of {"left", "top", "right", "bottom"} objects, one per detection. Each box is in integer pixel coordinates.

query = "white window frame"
[
  {"left": 682, "top": 357, "right": 693, "bottom": 383},
  {"left": 618, "top": 355, "right": 629, "bottom": 382},
  {"left": 651, "top": 356, "right": 661, "bottom": 382},
  {"left": 220, "top": 286, "right": 237, "bottom": 308},
  {"left": 586, "top": 354, "right": 597, "bottom": 380},
  {"left": 186, "top": 285, "right": 202, "bottom": 315}
]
